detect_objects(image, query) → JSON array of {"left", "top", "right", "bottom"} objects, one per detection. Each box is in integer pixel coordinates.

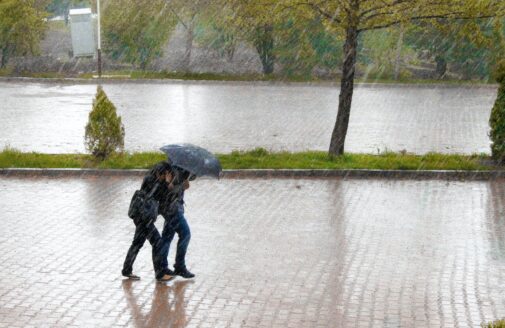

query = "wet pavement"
[
  {"left": 1, "top": 175, "right": 505, "bottom": 327},
  {"left": 0, "top": 81, "right": 497, "bottom": 154}
]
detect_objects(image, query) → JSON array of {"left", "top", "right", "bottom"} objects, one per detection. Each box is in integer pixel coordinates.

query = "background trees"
[
  {"left": 0, "top": 0, "right": 49, "bottom": 68},
  {"left": 101, "top": 0, "right": 177, "bottom": 70},
  {"left": 489, "top": 60, "right": 505, "bottom": 163},
  {"left": 269, "top": 0, "right": 505, "bottom": 155}
]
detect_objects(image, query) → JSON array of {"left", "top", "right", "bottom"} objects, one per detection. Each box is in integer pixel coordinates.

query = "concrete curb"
[
  {"left": 0, "top": 76, "right": 497, "bottom": 89},
  {"left": 1, "top": 168, "right": 504, "bottom": 180}
]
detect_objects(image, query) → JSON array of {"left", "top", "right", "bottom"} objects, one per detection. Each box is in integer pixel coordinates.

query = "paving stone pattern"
[{"left": 1, "top": 176, "right": 505, "bottom": 327}]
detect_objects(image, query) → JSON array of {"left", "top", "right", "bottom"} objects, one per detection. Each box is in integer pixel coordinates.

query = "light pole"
[{"left": 97, "top": 0, "right": 102, "bottom": 78}]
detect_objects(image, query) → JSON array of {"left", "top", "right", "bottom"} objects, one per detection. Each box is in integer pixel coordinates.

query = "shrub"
[
  {"left": 489, "top": 60, "right": 505, "bottom": 164},
  {"left": 484, "top": 319, "right": 505, "bottom": 328},
  {"left": 84, "top": 86, "right": 125, "bottom": 160}
]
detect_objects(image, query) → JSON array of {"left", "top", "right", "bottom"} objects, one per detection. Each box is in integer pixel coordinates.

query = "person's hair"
[{"left": 150, "top": 161, "right": 172, "bottom": 178}]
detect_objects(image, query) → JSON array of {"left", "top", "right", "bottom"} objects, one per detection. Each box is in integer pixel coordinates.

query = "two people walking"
[{"left": 122, "top": 161, "right": 195, "bottom": 282}]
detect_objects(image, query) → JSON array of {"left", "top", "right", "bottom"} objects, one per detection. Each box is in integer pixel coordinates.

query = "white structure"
[{"left": 69, "top": 8, "right": 95, "bottom": 57}]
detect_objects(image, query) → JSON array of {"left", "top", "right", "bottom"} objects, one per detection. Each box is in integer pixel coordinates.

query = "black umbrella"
[{"left": 160, "top": 143, "right": 222, "bottom": 179}]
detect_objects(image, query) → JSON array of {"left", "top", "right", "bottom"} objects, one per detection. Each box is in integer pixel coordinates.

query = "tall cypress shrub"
[
  {"left": 490, "top": 61, "right": 505, "bottom": 164},
  {"left": 85, "top": 86, "right": 125, "bottom": 160}
]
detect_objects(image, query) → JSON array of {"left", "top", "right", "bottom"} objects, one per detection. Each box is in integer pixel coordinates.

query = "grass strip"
[
  {"left": 0, "top": 147, "right": 497, "bottom": 171},
  {"left": 485, "top": 319, "right": 505, "bottom": 328}
]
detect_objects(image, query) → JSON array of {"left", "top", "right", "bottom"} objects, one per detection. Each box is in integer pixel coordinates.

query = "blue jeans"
[{"left": 160, "top": 209, "right": 191, "bottom": 271}]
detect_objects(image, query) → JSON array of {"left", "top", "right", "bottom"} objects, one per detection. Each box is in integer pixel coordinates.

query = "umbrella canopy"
[{"left": 160, "top": 143, "right": 222, "bottom": 179}]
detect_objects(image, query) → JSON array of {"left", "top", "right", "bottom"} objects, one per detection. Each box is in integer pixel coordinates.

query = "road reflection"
[{"left": 122, "top": 279, "right": 193, "bottom": 328}]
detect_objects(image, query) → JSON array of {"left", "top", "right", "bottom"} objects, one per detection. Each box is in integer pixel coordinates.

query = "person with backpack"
[{"left": 122, "top": 161, "right": 175, "bottom": 282}]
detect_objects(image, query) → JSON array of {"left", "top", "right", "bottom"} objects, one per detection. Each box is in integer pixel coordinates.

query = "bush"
[
  {"left": 84, "top": 86, "right": 125, "bottom": 160},
  {"left": 484, "top": 319, "right": 505, "bottom": 328},
  {"left": 489, "top": 60, "right": 505, "bottom": 164}
]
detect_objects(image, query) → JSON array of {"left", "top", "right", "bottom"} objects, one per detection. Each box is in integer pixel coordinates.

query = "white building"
[{"left": 69, "top": 8, "right": 95, "bottom": 57}]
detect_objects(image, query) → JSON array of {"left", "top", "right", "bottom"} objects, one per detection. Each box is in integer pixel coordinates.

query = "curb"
[
  {"left": 1, "top": 168, "right": 504, "bottom": 180},
  {"left": 0, "top": 76, "right": 498, "bottom": 89}
]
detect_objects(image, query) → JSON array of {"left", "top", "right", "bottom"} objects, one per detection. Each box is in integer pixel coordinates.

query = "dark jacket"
[{"left": 140, "top": 170, "right": 184, "bottom": 217}]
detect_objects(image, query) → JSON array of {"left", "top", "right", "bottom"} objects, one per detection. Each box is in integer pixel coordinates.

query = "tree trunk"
[
  {"left": 435, "top": 55, "right": 447, "bottom": 79},
  {"left": 329, "top": 26, "right": 359, "bottom": 156},
  {"left": 1, "top": 47, "right": 8, "bottom": 68},
  {"left": 181, "top": 21, "right": 194, "bottom": 72},
  {"left": 394, "top": 25, "right": 404, "bottom": 80},
  {"left": 254, "top": 24, "right": 275, "bottom": 75}
]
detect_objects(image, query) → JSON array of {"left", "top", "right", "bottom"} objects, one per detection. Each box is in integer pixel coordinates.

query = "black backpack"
[{"left": 128, "top": 182, "right": 160, "bottom": 224}]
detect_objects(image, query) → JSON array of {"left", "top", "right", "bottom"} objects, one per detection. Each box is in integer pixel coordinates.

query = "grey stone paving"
[
  {"left": 1, "top": 176, "right": 505, "bottom": 327},
  {"left": 0, "top": 81, "right": 496, "bottom": 155}
]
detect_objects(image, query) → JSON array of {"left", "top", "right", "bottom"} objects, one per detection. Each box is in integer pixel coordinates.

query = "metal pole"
[{"left": 97, "top": 0, "right": 102, "bottom": 78}]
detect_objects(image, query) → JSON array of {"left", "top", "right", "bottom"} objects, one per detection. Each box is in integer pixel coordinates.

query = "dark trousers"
[
  {"left": 122, "top": 216, "right": 166, "bottom": 279},
  {"left": 160, "top": 209, "right": 191, "bottom": 271}
]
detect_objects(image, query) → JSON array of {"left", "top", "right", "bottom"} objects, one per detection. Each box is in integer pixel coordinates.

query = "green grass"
[
  {"left": 0, "top": 67, "right": 494, "bottom": 85},
  {"left": 47, "top": 20, "right": 69, "bottom": 31},
  {"left": 18, "top": 71, "right": 67, "bottom": 78},
  {"left": 0, "top": 147, "right": 498, "bottom": 171},
  {"left": 78, "top": 70, "right": 307, "bottom": 82},
  {"left": 484, "top": 319, "right": 505, "bottom": 328},
  {"left": 75, "top": 70, "right": 495, "bottom": 85}
]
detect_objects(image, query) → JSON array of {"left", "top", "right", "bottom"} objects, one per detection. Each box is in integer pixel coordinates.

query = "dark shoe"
[
  {"left": 122, "top": 272, "right": 140, "bottom": 280},
  {"left": 157, "top": 273, "right": 175, "bottom": 282},
  {"left": 174, "top": 268, "right": 195, "bottom": 279}
]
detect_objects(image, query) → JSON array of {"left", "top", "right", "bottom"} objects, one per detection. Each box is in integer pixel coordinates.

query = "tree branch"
[{"left": 359, "top": 12, "right": 500, "bottom": 32}]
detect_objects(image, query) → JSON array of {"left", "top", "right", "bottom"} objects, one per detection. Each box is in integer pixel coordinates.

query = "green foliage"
[
  {"left": 0, "top": 147, "right": 492, "bottom": 171},
  {"left": 252, "top": 24, "right": 275, "bottom": 74},
  {"left": 405, "top": 19, "right": 505, "bottom": 80},
  {"left": 102, "top": 0, "right": 177, "bottom": 70},
  {"left": 84, "top": 86, "right": 125, "bottom": 160},
  {"left": 484, "top": 319, "right": 505, "bottom": 328},
  {"left": 494, "top": 59, "right": 505, "bottom": 84},
  {"left": 490, "top": 61, "right": 505, "bottom": 163},
  {"left": 194, "top": 22, "right": 237, "bottom": 61},
  {"left": 46, "top": 0, "right": 87, "bottom": 20},
  {"left": 275, "top": 17, "right": 342, "bottom": 78},
  {"left": 0, "top": 0, "right": 49, "bottom": 67}
]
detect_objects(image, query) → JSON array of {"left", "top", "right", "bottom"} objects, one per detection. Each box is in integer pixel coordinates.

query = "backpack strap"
[{"left": 146, "top": 181, "right": 160, "bottom": 199}]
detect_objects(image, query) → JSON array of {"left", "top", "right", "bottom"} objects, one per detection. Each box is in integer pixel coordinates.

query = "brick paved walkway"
[{"left": 1, "top": 176, "right": 505, "bottom": 327}]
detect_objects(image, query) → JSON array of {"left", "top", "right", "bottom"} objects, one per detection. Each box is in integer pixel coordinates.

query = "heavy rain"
[{"left": 1, "top": 1, "right": 505, "bottom": 327}]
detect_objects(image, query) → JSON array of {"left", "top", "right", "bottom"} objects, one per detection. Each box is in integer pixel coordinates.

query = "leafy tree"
[
  {"left": 194, "top": 21, "right": 237, "bottom": 61},
  {"left": 164, "top": 0, "right": 214, "bottom": 72},
  {"left": 358, "top": 26, "right": 414, "bottom": 80},
  {"left": 218, "top": 1, "right": 280, "bottom": 74},
  {"left": 490, "top": 60, "right": 505, "bottom": 163},
  {"left": 273, "top": 0, "right": 505, "bottom": 155},
  {"left": 46, "top": 0, "right": 87, "bottom": 23},
  {"left": 0, "top": 0, "right": 49, "bottom": 68},
  {"left": 275, "top": 17, "right": 343, "bottom": 78},
  {"left": 102, "top": 0, "right": 177, "bottom": 70},
  {"left": 405, "top": 18, "right": 505, "bottom": 80},
  {"left": 85, "top": 86, "right": 125, "bottom": 160}
]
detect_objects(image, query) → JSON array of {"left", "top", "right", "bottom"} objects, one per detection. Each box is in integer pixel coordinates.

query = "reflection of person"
[
  {"left": 159, "top": 167, "right": 196, "bottom": 279},
  {"left": 122, "top": 161, "right": 176, "bottom": 282},
  {"left": 122, "top": 279, "right": 192, "bottom": 328}
]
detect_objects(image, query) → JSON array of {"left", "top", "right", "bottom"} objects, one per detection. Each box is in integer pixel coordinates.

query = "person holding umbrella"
[
  {"left": 158, "top": 167, "right": 196, "bottom": 279},
  {"left": 158, "top": 144, "right": 222, "bottom": 280},
  {"left": 122, "top": 161, "right": 177, "bottom": 282}
]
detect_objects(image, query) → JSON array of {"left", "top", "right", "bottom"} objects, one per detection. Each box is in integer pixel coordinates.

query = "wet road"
[
  {"left": 1, "top": 176, "right": 505, "bottom": 327},
  {"left": 0, "top": 81, "right": 497, "bottom": 154}
]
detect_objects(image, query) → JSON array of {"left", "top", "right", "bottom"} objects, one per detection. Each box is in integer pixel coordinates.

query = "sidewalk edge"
[{"left": 1, "top": 168, "right": 504, "bottom": 180}]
